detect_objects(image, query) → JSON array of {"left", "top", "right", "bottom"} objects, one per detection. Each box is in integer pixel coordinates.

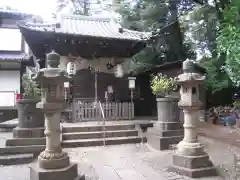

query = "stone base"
[
  {"left": 146, "top": 125, "right": 183, "bottom": 150},
  {"left": 170, "top": 153, "right": 217, "bottom": 178},
  {"left": 38, "top": 152, "right": 70, "bottom": 169},
  {"left": 154, "top": 121, "right": 183, "bottom": 131},
  {"left": 13, "top": 127, "right": 44, "bottom": 138},
  {"left": 30, "top": 162, "right": 84, "bottom": 180}
]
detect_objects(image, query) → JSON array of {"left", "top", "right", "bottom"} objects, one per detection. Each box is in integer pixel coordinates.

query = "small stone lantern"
[
  {"left": 30, "top": 50, "right": 81, "bottom": 180},
  {"left": 171, "top": 59, "right": 217, "bottom": 178}
]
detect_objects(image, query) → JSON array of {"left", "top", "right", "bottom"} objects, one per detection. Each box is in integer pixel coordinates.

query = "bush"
[
  {"left": 22, "top": 73, "right": 41, "bottom": 99},
  {"left": 151, "top": 73, "right": 178, "bottom": 97}
]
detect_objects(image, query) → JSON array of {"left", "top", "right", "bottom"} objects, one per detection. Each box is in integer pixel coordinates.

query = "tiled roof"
[
  {"left": 0, "top": 7, "right": 33, "bottom": 17},
  {"left": 18, "top": 15, "right": 151, "bottom": 41},
  {"left": 0, "top": 53, "right": 28, "bottom": 62}
]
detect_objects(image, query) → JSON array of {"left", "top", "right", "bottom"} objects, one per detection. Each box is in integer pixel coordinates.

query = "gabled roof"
[{"left": 18, "top": 15, "right": 151, "bottom": 41}]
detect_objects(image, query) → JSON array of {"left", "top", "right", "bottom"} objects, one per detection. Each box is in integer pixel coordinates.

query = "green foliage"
[
  {"left": 200, "top": 57, "right": 233, "bottom": 93},
  {"left": 233, "top": 100, "right": 240, "bottom": 107},
  {"left": 179, "top": 0, "right": 239, "bottom": 93},
  {"left": 118, "top": 0, "right": 186, "bottom": 74},
  {"left": 22, "top": 73, "right": 41, "bottom": 99},
  {"left": 180, "top": 4, "right": 218, "bottom": 57},
  {"left": 150, "top": 73, "right": 177, "bottom": 97},
  {"left": 217, "top": 0, "right": 240, "bottom": 86}
]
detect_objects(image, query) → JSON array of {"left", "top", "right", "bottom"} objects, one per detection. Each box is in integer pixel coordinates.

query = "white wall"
[
  {"left": 0, "top": 71, "right": 20, "bottom": 92},
  {"left": 0, "top": 71, "right": 20, "bottom": 107}
]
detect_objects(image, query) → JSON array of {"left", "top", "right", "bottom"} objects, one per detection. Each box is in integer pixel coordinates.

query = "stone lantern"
[
  {"left": 171, "top": 59, "right": 217, "bottom": 178},
  {"left": 30, "top": 50, "right": 81, "bottom": 180}
]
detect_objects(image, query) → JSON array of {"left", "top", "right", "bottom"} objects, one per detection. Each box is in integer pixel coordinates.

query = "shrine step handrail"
[
  {"left": 98, "top": 101, "right": 106, "bottom": 146},
  {"left": 98, "top": 101, "right": 105, "bottom": 119}
]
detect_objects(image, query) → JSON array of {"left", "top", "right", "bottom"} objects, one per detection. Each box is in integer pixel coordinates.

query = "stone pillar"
[
  {"left": 170, "top": 59, "right": 217, "bottom": 178},
  {"left": 30, "top": 50, "right": 82, "bottom": 180},
  {"left": 146, "top": 97, "right": 184, "bottom": 150}
]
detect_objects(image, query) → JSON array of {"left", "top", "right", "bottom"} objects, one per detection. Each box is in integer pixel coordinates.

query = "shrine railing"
[{"left": 68, "top": 100, "right": 134, "bottom": 121}]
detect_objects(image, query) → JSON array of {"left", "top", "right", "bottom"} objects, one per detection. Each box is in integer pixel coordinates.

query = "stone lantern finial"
[
  {"left": 46, "top": 50, "right": 60, "bottom": 68},
  {"left": 182, "top": 58, "right": 195, "bottom": 73}
]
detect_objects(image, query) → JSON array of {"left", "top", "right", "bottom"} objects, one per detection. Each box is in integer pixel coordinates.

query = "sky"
[
  {"left": 0, "top": 0, "right": 114, "bottom": 20},
  {"left": 0, "top": 0, "right": 58, "bottom": 19}
]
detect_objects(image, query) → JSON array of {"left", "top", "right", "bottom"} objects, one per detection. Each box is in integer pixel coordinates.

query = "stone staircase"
[
  {"left": 0, "top": 122, "right": 149, "bottom": 165},
  {"left": 62, "top": 123, "right": 142, "bottom": 148},
  {"left": 0, "top": 137, "right": 45, "bottom": 165}
]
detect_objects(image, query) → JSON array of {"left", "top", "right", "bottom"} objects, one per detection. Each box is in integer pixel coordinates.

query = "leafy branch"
[{"left": 22, "top": 73, "right": 41, "bottom": 99}]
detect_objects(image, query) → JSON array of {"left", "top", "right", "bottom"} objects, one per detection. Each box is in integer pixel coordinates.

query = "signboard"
[{"left": 0, "top": 91, "right": 15, "bottom": 107}]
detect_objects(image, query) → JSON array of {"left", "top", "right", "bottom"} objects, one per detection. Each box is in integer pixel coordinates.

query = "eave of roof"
[
  {"left": 18, "top": 15, "right": 151, "bottom": 42},
  {"left": 155, "top": 60, "right": 207, "bottom": 74},
  {"left": 0, "top": 52, "right": 28, "bottom": 62}
]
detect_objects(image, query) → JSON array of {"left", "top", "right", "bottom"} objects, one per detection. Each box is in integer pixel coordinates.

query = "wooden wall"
[{"left": 72, "top": 69, "right": 130, "bottom": 102}]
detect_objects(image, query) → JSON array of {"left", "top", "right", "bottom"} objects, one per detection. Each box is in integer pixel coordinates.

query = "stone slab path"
[{"left": 1, "top": 136, "right": 239, "bottom": 180}]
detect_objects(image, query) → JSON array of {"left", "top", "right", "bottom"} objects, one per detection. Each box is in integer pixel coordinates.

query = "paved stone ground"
[
  {"left": 198, "top": 122, "right": 240, "bottom": 148},
  {"left": 0, "top": 136, "right": 240, "bottom": 180}
]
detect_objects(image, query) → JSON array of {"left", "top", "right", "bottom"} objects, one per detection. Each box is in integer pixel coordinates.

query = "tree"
[
  {"left": 217, "top": 0, "right": 240, "bottom": 87},
  {"left": 178, "top": 0, "right": 238, "bottom": 95},
  {"left": 56, "top": 0, "right": 110, "bottom": 15},
  {"left": 118, "top": 0, "right": 191, "bottom": 75}
]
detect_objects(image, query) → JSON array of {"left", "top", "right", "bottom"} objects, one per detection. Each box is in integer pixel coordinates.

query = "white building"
[{"left": 0, "top": 7, "right": 35, "bottom": 121}]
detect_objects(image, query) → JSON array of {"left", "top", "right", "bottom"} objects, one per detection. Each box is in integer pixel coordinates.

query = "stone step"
[
  {"left": 0, "top": 153, "right": 35, "bottom": 165},
  {"left": 62, "top": 130, "right": 138, "bottom": 140},
  {"left": 62, "top": 124, "right": 136, "bottom": 133},
  {"left": 62, "top": 136, "right": 142, "bottom": 148},
  {"left": 5, "top": 137, "right": 46, "bottom": 146},
  {"left": 0, "top": 145, "right": 45, "bottom": 155}
]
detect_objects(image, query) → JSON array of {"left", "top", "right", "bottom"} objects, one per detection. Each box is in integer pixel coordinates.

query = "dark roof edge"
[
  {"left": 153, "top": 60, "right": 207, "bottom": 74},
  {"left": 155, "top": 60, "right": 182, "bottom": 69},
  {"left": 18, "top": 24, "right": 147, "bottom": 43}
]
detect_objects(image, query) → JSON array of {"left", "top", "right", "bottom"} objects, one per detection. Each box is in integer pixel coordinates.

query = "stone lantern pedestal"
[
  {"left": 147, "top": 97, "right": 184, "bottom": 150},
  {"left": 30, "top": 50, "right": 82, "bottom": 180},
  {"left": 170, "top": 59, "right": 217, "bottom": 178}
]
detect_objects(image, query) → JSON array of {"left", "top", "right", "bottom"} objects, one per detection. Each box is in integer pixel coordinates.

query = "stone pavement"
[
  {"left": 0, "top": 136, "right": 240, "bottom": 180},
  {"left": 198, "top": 122, "right": 240, "bottom": 147}
]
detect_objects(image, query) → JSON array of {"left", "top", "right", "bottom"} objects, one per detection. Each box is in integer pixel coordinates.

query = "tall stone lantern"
[
  {"left": 30, "top": 50, "right": 81, "bottom": 180},
  {"left": 171, "top": 59, "right": 217, "bottom": 178}
]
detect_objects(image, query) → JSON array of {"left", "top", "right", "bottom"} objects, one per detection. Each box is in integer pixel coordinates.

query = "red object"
[{"left": 16, "top": 92, "right": 22, "bottom": 102}]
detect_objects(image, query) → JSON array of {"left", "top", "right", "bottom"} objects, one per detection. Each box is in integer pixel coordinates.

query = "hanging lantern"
[
  {"left": 115, "top": 64, "right": 124, "bottom": 78},
  {"left": 66, "top": 61, "right": 76, "bottom": 75},
  {"left": 107, "top": 85, "right": 113, "bottom": 93}
]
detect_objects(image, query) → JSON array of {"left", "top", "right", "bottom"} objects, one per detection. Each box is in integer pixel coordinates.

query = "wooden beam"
[{"left": 0, "top": 67, "right": 21, "bottom": 70}]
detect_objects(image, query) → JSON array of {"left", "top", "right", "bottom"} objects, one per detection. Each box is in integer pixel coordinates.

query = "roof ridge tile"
[
  {"left": 18, "top": 14, "right": 150, "bottom": 41},
  {"left": 60, "top": 14, "right": 111, "bottom": 22}
]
